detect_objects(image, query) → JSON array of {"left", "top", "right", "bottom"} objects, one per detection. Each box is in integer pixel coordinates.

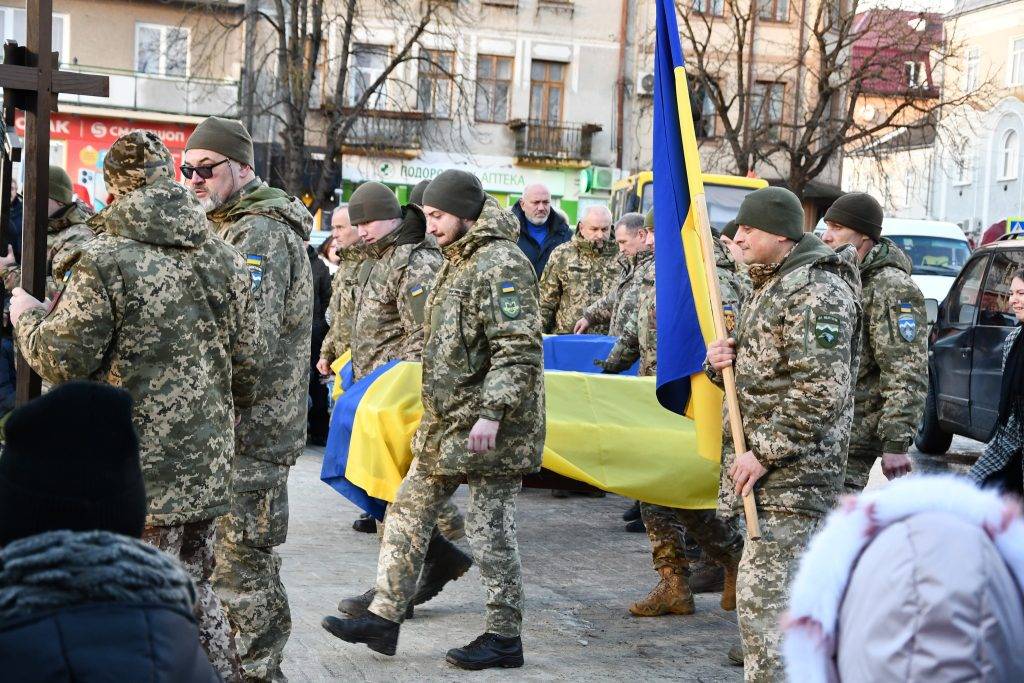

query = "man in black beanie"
[
  {"left": 822, "top": 192, "right": 926, "bottom": 491},
  {"left": 704, "top": 186, "right": 862, "bottom": 680},
  {"left": 323, "top": 169, "right": 544, "bottom": 670},
  {"left": 0, "top": 381, "right": 219, "bottom": 681}
]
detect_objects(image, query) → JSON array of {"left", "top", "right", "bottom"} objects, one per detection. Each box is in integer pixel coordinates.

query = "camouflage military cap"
[{"left": 104, "top": 131, "right": 175, "bottom": 197}]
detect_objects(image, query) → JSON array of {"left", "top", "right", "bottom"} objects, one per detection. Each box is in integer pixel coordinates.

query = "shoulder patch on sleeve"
[
  {"left": 896, "top": 300, "right": 918, "bottom": 342},
  {"left": 498, "top": 281, "right": 521, "bottom": 319},
  {"left": 245, "top": 253, "right": 265, "bottom": 291},
  {"left": 814, "top": 312, "right": 841, "bottom": 348}
]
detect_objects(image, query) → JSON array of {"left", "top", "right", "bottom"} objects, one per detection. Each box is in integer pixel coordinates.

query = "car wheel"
[{"left": 915, "top": 381, "right": 953, "bottom": 455}]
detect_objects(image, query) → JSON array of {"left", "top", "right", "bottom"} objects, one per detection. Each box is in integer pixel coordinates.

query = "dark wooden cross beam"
[{"left": 0, "top": 0, "right": 107, "bottom": 404}]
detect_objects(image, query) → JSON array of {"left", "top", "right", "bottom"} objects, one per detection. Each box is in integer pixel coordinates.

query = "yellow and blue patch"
[
  {"left": 897, "top": 300, "right": 917, "bottom": 342},
  {"left": 408, "top": 284, "right": 425, "bottom": 297},
  {"left": 246, "top": 253, "right": 265, "bottom": 291},
  {"left": 498, "top": 281, "right": 520, "bottom": 320}
]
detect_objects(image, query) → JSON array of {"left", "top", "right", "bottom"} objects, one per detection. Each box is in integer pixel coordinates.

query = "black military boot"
[
  {"left": 688, "top": 554, "right": 725, "bottom": 594},
  {"left": 411, "top": 534, "right": 473, "bottom": 606},
  {"left": 352, "top": 513, "right": 376, "bottom": 534},
  {"left": 446, "top": 633, "right": 524, "bottom": 670},
  {"left": 321, "top": 612, "right": 400, "bottom": 656},
  {"left": 338, "top": 588, "right": 413, "bottom": 619},
  {"left": 625, "top": 518, "right": 646, "bottom": 533},
  {"left": 622, "top": 500, "right": 641, "bottom": 521}
]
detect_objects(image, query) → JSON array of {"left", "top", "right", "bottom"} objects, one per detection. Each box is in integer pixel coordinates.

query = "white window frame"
[
  {"left": 999, "top": 129, "right": 1019, "bottom": 181},
  {"left": 964, "top": 46, "right": 979, "bottom": 92},
  {"left": 0, "top": 7, "right": 70, "bottom": 61},
  {"left": 134, "top": 22, "right": 191, "bottom": 79},
  {"left": 347, "top": 43, "right": 390, "bottom": 110},
  {"left": 1010, "top": 36, "right": 1024, "bottom": 87}
]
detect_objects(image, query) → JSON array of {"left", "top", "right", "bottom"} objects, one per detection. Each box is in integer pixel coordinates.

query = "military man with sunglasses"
[{"left": 183, "top": 117, "right": 313, "bottom": 683}]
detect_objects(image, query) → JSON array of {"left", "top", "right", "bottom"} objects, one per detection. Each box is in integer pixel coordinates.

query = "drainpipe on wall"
[
  {"left": 615, "top": 0, "right": 630, "bottom": 170},
  {"left": 742, "top": 4, "right": 758, "bottom": 174}
]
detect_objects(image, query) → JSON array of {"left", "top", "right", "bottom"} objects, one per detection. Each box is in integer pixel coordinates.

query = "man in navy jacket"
[{"left": 511, "top": 183, "right": 571, "bottom": 277}]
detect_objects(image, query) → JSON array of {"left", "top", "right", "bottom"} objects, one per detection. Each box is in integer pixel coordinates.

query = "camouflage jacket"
[
  {"left": 582, "top": 248, "right": 653, "bottom": 337},
  {"left": 416, "top": 197, "right": 545, "bottom": 476},
  {"left": 707, "top": 235, "right": 862, "bottom": 517},
  {"left": 207, "top": 179, "right": 312, "bottom": 483},
  {"left": 603, "top": 256, "right": 656, "bottom": 376},
  {"left": 320, "top": 246, "right": 364, "bottom": 364},
  {"left": 14, "top": 178, "right": 264, "bottom": 526},
  {"left": 0, "top": 202, "right": 95, "bottom": 298},
  {"left": 849, "top": 238, "right": 927, "bottom": 460},
  {"left": 538, "top": 229, "right": 619, "bottom": 334},
  {"left": 350, "top": 205, "right": 442, "bottom": 380}
]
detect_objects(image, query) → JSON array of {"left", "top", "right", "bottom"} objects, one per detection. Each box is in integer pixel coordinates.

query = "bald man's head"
[
  {"left": 519, "top": 183, "right": 552, "bottom": 225},
  {"left": 578, "top": 204, "right": 613, "bottom": 246}
]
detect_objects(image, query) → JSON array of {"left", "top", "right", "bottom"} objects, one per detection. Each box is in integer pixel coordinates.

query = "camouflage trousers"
[
  {"left": 369, "top": 456, "right": 524, "bottom": 637},
  {"left": 376, "top": 499, "right": 465, "bottom": 542},
  {"left": 142, "top": 519, "right": 241, "bottom": 682},
  {"left": 843, "top": 453, "right": 876, "bottom": 494},
  {"left": 640, "top": 503, "right": 744, "bottom": 574},
  {"left": 736, "top": 510, "right": 820, "bottom": 683},
  {"left": 214, "top": 469, "right": 291, "bottom": 683}
]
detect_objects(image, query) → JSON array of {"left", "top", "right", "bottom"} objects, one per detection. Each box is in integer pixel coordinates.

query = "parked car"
[{"left": 916, "top": 235, "right": 1024, "bottom": 454}]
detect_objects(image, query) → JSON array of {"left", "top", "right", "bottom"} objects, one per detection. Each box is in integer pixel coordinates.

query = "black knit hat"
[
  {"left": 408, "top": 179, "right": 430, "bottom": 207},
  {"left": 734, "top": 187, "right": 804, "bottom": 241},
  {"left": 348, "top": 181, "right": 402, "bottom": 225},
  {"left": 0, "top": 382, "right": 145, "bottom": 546},
  {"left": 823, "top": 192, "right": 884, "bottom": 242},
  {"left": 422, "top": 170, "right": 486, "bottom": 220}
]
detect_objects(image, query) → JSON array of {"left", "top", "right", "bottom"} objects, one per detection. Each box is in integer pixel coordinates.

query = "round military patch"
[{"left": 814, "top": 313, "right": 840, "bottom": 348}]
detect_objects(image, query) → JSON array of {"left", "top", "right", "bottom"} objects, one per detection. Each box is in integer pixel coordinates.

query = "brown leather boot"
[
  {"left": 629, "top": 566, "right": 695, "bottom": 617},
  {"left": 720, "top": 553, "right": 740, "bottom": 611}
]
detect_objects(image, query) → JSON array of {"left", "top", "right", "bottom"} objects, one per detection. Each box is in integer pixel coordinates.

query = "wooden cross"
[{"left": 0, "top": 0, "right": 107, "bottom": 404}]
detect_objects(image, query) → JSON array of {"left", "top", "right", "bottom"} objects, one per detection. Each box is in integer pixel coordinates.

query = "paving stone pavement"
[{"left": 279, "top": 437, "right": 982, "bottom": 682}]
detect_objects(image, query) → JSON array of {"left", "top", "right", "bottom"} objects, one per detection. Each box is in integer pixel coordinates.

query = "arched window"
[{"left": 1001, "top": 129, "right": 1020, "bottom": 180}]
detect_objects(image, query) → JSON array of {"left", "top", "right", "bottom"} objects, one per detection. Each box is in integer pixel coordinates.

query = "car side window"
[
  {"left": 947, "top": 255, "right": 988, "bottom": 326},
  {"left": 978, "top": 251, "right": 1024, "bottom": 327}
]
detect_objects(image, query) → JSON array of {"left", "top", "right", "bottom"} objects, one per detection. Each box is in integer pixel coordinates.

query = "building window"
[
  {"left": 417, "top": 49, "right": 454, "bottom": 119},
  {"left": 955, "top": 145, "right": 972, "bottom": 185},
  {"left": 690, "top": 77, "right": 716, "bottom": 139},
  {"left": 691, "top": 0, "right": 724, "bottom": 16},
  {"left": 1000, "top": 129, "right": 1019, "bottom": 180},
  {"left": 0, "top": 7, "right": 67, "bottom": 60},
  {"left": 758, "top": 0, "right": 789, "bottom": 22},
  {"left": 347, "top": 44, "right": 389, "bottom": 109},
  {"left": 475, "top": 54, "right": 513, "bottom": 123},
  {"left": 1011, "top": 37, "right": 1024, "bottom": 87},
  {"left": 135, "top": 23, "right": 188, "bottom": 78},
  {"left": 750, "top": 81, "right": 784, "bottom": 139},
  {"left": 529, "top": 60, "right": 565, "bottom": 122},
  {"left": 965, "top": 47, "right": 980, "bottom": 92}
]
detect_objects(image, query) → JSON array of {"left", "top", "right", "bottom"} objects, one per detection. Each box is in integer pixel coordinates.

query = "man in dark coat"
[
  {"left": 511, "top": 183, "right": 570, "bottom": 276},
  {"left": 308, "top": 242, "right": 333, "bottom": 446}
]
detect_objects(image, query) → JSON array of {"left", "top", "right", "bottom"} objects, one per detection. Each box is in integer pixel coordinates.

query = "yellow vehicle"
[{"left": 610, "top": 171, "right": 768, "bottom": 231}]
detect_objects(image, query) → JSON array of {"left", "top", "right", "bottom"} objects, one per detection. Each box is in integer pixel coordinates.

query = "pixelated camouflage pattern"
[
  {"left": 319, "top": 246, "right": 364, "bottom": 364},
  {"left": 207, "top": 179, "right": 313, "bottom": 473},
  {"left": 15, "top": 177, "right": 264, "bottom": 527},
  {"left": 214, "top": 467, "right": 291, "bottom": 683},
  {"left": 602, "top": 256, "right": 656, "bottom": 376},
  {"left": 538, "top": 228, "right": 619, "bottom": 334},
  {"left": 846, "top": 238, "right": 927, "bottom": 487},
  {"left": 418, "top": 196, "right": 545, "bottom": 476},
  {"left": 0, "top": 202, "right": 95, "bottom": 297},
  {"left": 709, "top": 235, "right": 861, "bottom": 517},
  {"left": 583, "top": 248, "right": 653, "bottom": 337},
  {"left": 370, "top": 457, "right": 525, "bottom": 637},
  {"left": 142, "top": 520, "right": 242, "bottom": 682},
  {"left": 736, "top": 510, "right": 820, "bottom": 682},
  {"left": 102, "top": 130, "right": 175, "bottom": 197},
  {"left": 640, "top": 503, "right": 742, "bottom": 574},
  {"left": 350, "top": 206, "right": 442, "bottom": 380}
]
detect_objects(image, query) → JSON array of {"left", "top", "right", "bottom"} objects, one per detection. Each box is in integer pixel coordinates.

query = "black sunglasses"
[{"left": 180, "top": 158, "right": 229, "bottom": 180}]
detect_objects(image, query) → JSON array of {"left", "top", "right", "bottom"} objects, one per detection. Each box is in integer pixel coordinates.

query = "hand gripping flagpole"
[{"left": 691, "top": 194, "right": 761, "bottom": 540}]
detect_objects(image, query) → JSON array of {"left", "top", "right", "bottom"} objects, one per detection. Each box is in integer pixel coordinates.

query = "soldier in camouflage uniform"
[
  {"left": 705, "top": 187, "right": 861, "bottom": 682},
  {"left": 0, "top": 165, "right": 94, "bottom": 299},
  {"left": 574, "top": 212, "right": 652, "bottom": 337},
  {"left": 821, "top": 192, "right": 927, "bottom": 491},
  {"left": 322, "top": 170, "right": 544, "bottom": 670},
  {"left": 602, "top": 212, "right": 745, "bottom": 620},
  {"left": 316, "top": 205, "right": 363, "bottom": 374},
  {"left": 330, "top": 182, "right": 472, "bottom": 619},
  {"left": 539, "top": 205, "right": 618, "bottom": 334},
  {"left": 9, "top": 131, "right": 265, "bottom": 682},
  {"left": 184, "top": 116, "right": 313, "bottom": 682}
]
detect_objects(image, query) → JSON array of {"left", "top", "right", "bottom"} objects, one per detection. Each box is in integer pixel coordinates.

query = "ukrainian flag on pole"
[{"left": 653, "top": 0, "right": 723, "bottom": 462}]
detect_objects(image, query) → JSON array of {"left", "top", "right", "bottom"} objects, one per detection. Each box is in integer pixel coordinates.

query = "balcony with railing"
[
  {"left": 507, "top": 119, "right": 602, "bottom": 167},
  {"left": 339, "top": 109, "right": 429, "bottom": 157},
  {"left": 55, "top": 64, "right": 239, "bottom": 118}
]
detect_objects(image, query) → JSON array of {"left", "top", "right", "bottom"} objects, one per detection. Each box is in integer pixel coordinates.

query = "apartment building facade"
[{"left": 2, "top": 0, "right": 242, "bottom": 208}]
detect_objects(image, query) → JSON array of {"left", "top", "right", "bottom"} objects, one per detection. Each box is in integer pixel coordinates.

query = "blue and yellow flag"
[{"left": 653, "top": 0, "right": 722, "bottom": 462}]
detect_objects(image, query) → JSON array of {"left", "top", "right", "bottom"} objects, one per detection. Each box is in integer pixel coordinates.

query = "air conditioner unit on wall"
[
  {"left": 637, "top": 72, "right": 655, "bottom": 97},
  {"left": 590, "top": 165, "right": 615, "bottom": 191}
]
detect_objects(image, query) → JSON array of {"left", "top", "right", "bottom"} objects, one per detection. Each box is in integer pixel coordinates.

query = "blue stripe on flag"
[
  {"left": 320, "top": 358, "right": 401, "bottom": 521},
  {"left": 543, "top": 334, "right": 638, "bottom": 375},
  {"left": 652, "top": 0, "right": 706, "bottom": 415}
]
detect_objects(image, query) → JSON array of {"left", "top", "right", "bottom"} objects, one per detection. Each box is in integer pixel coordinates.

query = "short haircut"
[
  {"left": 615, "top": 212, "right": 645, "bottom": 234},
  {"left": 580, "top": 204, "right": 613, "bottom": 224},
  {"left": 331, "top": 204, "right": 349, "bottom": 221}
]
